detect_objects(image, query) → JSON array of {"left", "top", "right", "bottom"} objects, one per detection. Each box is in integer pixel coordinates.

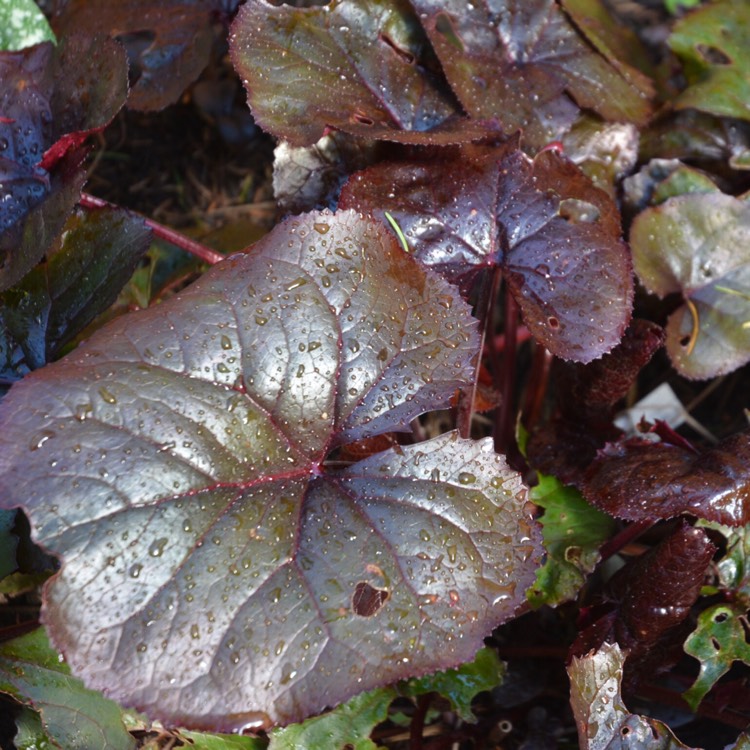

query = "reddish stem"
[
  {"left": 599, "top": 519, "right": 652, "bottom": 562},
  {"left": 495, "top": 288, "right": 519, "bottom": 456},
  {"left": 410, "top": 694, "right": 432, "bottom": 750},
  {"left": 79, "top": 192, "right": 225, "bottom": 265},
  {"left": 522, "top": 342, "right": 554, "bottom": 432}
]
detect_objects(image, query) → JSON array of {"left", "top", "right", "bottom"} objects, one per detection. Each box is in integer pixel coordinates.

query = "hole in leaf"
[
  {"left": 679, "top": 334, "right": 691, "bottom": 347},
  {"left": 714, "top": 611, "right": 729, "bottom": 623},
  {"left": 379, "top": 33, "right": 415, "bottom": 65},
  {"left": 351, "top": 112, "right": 374, "bottom": 126},
  {"left": 711, "top": 636, "right": 722, "bottom": 652},
  {"left": 696, "top": 44, "right": 732, "bottom": 65},
  {"left": 621, "top": 726, "right": 631, "bottom": 737},
  {"left": 558, "top": 198, "right": 600, "bottom": 224},
  {"left": 352, "top": 580, "right": 390, "bottom": 616},
  {"left": 435, "top": 13, "right": 464, "bottom": 53},
  {"left": 547, "top": 316, "right": 560, "bottom": 329}
]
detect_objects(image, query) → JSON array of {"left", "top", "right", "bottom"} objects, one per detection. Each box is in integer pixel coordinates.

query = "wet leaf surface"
[
  {"left": 568, "top": 642, "right": 694, "bottom": 750},
  {"left": 0, "top": 210, "right": 542, "bottom": 729},
  {"left": 0, "top": 628, "right": 136, "bottom": 750},
  {"left": 683, "top": 604, "right": 750, "bottom": 711},
  {"left": 0, "top": 35, "right": 128, "bottom": 291},
  {"left": 526, "top": 473, "right": 615, "bottom": 608},
  {"left": 630, "top": 192, "right": 750, "bottom": 379},
  {"left": 409, "top": 0, "right": 653, "bottom": 149},
  {"left": 340, "top": 142, "right": 632, "bottom": 362},
  {"left": 582, "top": 431, "right": 750, "bottom": 525},
  {"left": 0, "top": 207, "right": 151, "bottom": 384},
  {"left": 230, "top": 0, "right": 459, "bottom": 146},
  {"left": 669, "top": 0, "right": 750, "bottom": 122}
]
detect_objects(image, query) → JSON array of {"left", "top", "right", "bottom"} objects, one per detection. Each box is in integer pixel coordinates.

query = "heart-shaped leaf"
[
  {"left": 0, "top": 210, "right": 542, "bottom": 729},
  {"left": 408, "top": 0, "right": 653, "bottom": 149},
  {"left": 340, "top": 142, "right": 632, "bottom": 362},
  {"left": 229, "top": 0, "right": 459, "bottom": 146},
  {"left": 630, "top": 192, "right": 750, "bottom": 379}
]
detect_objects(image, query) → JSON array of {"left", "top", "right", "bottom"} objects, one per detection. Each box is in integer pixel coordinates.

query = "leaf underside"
[{"left": 0, "top": 210, "right": 542, "bottom": 729}]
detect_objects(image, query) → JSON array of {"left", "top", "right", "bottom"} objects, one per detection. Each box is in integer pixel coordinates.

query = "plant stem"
[
  {"left": 495, "top": 285, "right": 519, "bottom": 456},
  {"left": 410, "top": 694, "right": 432, "bottom": 750},
  {"left": 79, "top": 192, "right": 225, "bottom": 265}
]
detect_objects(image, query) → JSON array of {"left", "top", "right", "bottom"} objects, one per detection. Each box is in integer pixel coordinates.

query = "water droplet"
[
  {"left": 98, "top": 387, "right": 117, "bottom": 404},
  {"left": 458, "top": 472, "right": 476, "bottom": 485},
  {"left": 129, "top": 563, "right": 143, "bottom": 578},
  {"left": 313, "top": 222, "right": 330, "bottom": 234},
  {"left": 220, "top": 335, "right": 233, "bottom": 350},
  {"left": 149, "top": 538, "right": 168, "bottom": 557},
  {"left": 30, "top": 430, "right": 55, "bottom": 451}
]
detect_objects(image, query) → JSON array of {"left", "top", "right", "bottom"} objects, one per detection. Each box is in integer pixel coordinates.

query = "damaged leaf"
[{"left": 0, "top": 210, "right": 542, "bottom": 729}]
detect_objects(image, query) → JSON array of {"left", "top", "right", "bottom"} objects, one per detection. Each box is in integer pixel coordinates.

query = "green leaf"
[
  {"left": 268, "top": 688, "right": 394, "bottom": 750},
  {"left": 400, "top": 647, "right": 504, "bottom": 722},
  {"left": 0, "top": 628, "right": 136, "bottom": 750},
  {"left": 527, "top": 473, "right": 615, "bottom": 608},
  {"left": 0, "top": 509, "right": 18, "bottom": 579},
  {"left": 179, "top": 729, "right": 267, "bottom": 750},
  {"left": 12, "top": 705, "right": 52, "bottom": 750},
  {"left": 669, "top": 0, "right": 750, "bottom": 121},
  {"left": 630, "top": 192, "right": 750, "bottom": 379},
  {"left": 683, "top": 603, "right": 750, "bottom": 710},
  {"left": 0, "top": 0, "right": 55, "bottom": 51}
]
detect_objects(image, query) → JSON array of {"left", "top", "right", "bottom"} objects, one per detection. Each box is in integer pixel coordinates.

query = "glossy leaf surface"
[
  {"left": 230, "top": 0, "right": 458, "bottom": 146},
  {"left": 340, "top": 143, "right": 632, "bottom": 362},
  {"left": 630, "top": 192, "right": 750, "bottom": 379},
  {"left": 0, "top": 629, "right": 136, "bottom": 750},
  {"left": 0, "top": 35, "right": 128, "bottom": 290},
  {"left": 526, "top": 473, "right": 615, "bottom": 608},
  {"left": 0, "top": 210, "right": 541, "bottom": 729},
  {"left": 683, "top": 604, "right": 750, "bottom": 710},
  {"left": 669, "top": 0, "right": 750, "bottom": 122},
  {"left": 568, "top": 643, "right": 692, "bottom": 750},
  {"left": 582, "top": 431, "right": 750, "bottom": 526},
  {"left": 409, "top": 0, "right": 652, "bottom": 149},
  {"left": 0, "top": 207, "right": 151, "bottom": 383}
]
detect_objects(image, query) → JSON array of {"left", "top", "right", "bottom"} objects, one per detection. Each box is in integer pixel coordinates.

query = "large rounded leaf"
[
  {"left": 0, "top": 210, "right": 542, "bottom": 729},
  {"left": 340, "top": 143, "right": 632, "bottom": 362}
]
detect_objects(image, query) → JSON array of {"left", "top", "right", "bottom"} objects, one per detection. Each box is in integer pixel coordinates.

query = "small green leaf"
[
  {"left": 0, "top": 628, "right": 136, "bottom": 750},
  {"left": 527, "top": 473, "right": 615, "bottom": 608},
  {"left": 179, "top": 729, "right": 267, "bottom": 750},
  {"left": 0, "top": 0, "right": 55, "bottom": 51},
  {"left": 669, "top": 0, "right": 750, "bottom": 121},
  {"left": 683, "top": 603, "right": 750, "bottom": 710},
  {"left": 400, "top": 647, "right": 504, "bottom": 722},
  {"left": 11, "top": 705, "right": 51, "bottom": 750},
  {"left": 268, "top": 688, "right": 395, "bottom": 750}
]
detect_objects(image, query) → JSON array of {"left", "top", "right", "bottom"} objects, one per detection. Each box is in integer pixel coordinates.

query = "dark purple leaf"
[
  {"left": 229, "top": 0, "right": 460, "bottom": 146},
  {"left": 52, "top": 1, "right": 231, "bottom": 112},
  {"left": 526, "top": 319, "right": 664, "bottom": 482},
  {"left": 408, "top": 0, "right": 653, "bottom": 149},
  {"left": 570, "top": 523, "right": 715, "bottom": 680},
  {"left": 0, "top": 206, "right": 151, "bottom": 383},
  {"left": 0, "top": 210, "right": 542, "bottom": 729},
  {"left": 340, "top": 142, "right": 632, "bottom": 362},
  {"left": 0, "top": 35, "right": 128, "bottom": 290},
  {"left": 581, "top": 430, "right": 750, "bottom": 526}
]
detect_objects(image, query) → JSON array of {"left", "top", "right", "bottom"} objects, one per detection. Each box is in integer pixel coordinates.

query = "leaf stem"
[
  {"left": 495, "top": 285, "right": 519, "bottom": 457},
  {"left": 79, "top": 192, "right": 225, "bottom": 265},
  {"left": 410, "top": 693, "right": 432, "bottom": 750}
]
